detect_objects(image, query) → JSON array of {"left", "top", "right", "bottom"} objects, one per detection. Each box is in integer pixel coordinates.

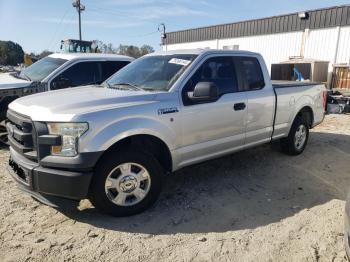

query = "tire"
[
  {"left": 0, "top": 120, "right": 8, "bottom": 146},
  {"left": 280, "top": 116, "right": 309, "bottom": 155},
  {"left": 89, "top": 150, "right": 163, "bottom": 216}
]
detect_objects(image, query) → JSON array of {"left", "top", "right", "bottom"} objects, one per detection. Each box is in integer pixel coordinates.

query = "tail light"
[{"left": 322, "top": 91, "right": 327, "bottom": 109}]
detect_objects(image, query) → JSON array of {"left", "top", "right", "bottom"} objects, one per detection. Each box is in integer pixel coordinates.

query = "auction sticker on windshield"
[{"left": 169, "top": 58, "right": 191, "bottom": 66}]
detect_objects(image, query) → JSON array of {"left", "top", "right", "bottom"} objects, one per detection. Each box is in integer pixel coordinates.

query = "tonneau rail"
[{"left": 272, "top": 81, "right": 322, "bottom": 88}]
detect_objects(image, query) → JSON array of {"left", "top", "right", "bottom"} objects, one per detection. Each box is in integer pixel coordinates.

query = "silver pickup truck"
[{"left": 6, "top": 49, "right": 326, "bottom": 216}]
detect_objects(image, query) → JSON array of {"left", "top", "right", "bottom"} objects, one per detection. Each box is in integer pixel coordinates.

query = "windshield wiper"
[
  {"left": 110, "top": 83, "right": 144, "bottom": 91},
  {"left": 103, "top": 82, "right": 111, "bottom": 88},
  {"left": 19, "top": 72, "right": 31, "bottom": 81}
]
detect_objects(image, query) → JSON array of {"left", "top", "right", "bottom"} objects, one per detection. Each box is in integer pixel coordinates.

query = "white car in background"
[{"left": 0, "top": 53, "right": 133, "bottom": 143}]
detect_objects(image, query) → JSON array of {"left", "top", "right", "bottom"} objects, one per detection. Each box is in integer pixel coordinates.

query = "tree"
[
  {"left": 116, "top": 44, "right": 154, "bottom": 58},
  {"left": 0, "top": 41, "right": 24, "bottom": 65},
  {"left": 140, "top": 45, "right": 154, "bottom": 56},
  {"left": 94, "top": 40, "right": 115, "bottom": 54},
  {"left": 92, "top": 40, "right": 155, "bottom": 58},
  {"left": 125, "top": 45, "right": 140, "bottom": 58},
  {"left": 38, "top": 50, "right": 53, "bottom": 59}
]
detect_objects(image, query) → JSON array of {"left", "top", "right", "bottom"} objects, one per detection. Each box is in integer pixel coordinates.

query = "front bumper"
[
  {"left": 345, "top": 191, "right": 350, "bottom": 258},
  {"left": 8, "top": 147, "right": 93, "bottom": 207}
]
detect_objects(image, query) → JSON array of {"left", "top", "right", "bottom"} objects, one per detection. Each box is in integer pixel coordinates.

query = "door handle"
[{"left": 233, "top": 102, "right": 246, "bottom": 111}]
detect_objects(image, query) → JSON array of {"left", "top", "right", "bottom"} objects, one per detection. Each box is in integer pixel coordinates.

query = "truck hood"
[
  {"left": 9, "top": 86, "right": 158, "bottom": 122},
  {"left": 0, "top": 72, "right": 31, "bottom": 89}
]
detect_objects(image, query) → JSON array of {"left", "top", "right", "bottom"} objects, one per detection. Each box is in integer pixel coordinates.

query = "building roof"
[
  {"left": 163, "top": 5, "right": 350, "bottom": 45},
  {"left": 49, "top": 53, "right": 134, "bottom": 61},
  {"left": 148, "top": 48, "right": 258, "bottom": 56}
]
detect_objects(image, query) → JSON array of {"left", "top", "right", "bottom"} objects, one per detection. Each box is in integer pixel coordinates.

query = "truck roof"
[
  {"left": 148, "top": 49, "right": 259, "bottom": 56},
  {"left": 48, "top": 53, "right": 134, "bottom": 61}
]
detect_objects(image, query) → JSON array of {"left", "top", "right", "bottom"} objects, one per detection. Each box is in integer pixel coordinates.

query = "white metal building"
[{"left": 162, "top": 5, "right": 350, "bottom": 83}]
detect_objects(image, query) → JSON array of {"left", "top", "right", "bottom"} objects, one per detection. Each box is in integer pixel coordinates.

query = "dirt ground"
[{"left": 0, "top": 114, "right": 349, "bottom": 262}]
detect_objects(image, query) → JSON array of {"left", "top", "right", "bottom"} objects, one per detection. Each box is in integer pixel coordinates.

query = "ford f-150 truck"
[
  {"left": 0, "top": 53, "right": 133, "bottom": 144},
  {"left": 6, "top": 49, "right": 326, "bottom": 216}
]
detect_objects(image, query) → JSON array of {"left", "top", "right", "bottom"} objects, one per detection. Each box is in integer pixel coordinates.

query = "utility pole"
[
  {"left": 72, "top": 0, "right": 85, "bottom": 40},
  {"left": 158, "top": 23, "right": 167, "bottom": 51}
]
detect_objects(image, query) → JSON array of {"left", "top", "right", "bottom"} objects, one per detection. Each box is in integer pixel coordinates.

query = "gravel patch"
[{"left": 0, "top": 114, "right": 349, "bottom": 261}]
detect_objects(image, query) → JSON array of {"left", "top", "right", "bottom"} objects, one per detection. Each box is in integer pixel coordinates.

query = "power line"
[
  {"left": 125, "top": 31, "right": 158, "bottom": 38},
  {"left": 69, "top": 3, "right": 171, "bottom": 43},
  {"left": 88, "top": 6, "right": 184, "bottom": 35},
  {"left": 87, "top": 7, "right": 161, "bottom": 38},
  {"left": 54, "top": 12, "right": 76, "bottom": 52},
  {"left": 46, "top": 6, "right": 72, "bottom": 51},
  {"left": 88, "top": 5, "right": 134, "bottom": 17},
  {"left": 88, "top": 6, "right": 159, "bottom": 26}
]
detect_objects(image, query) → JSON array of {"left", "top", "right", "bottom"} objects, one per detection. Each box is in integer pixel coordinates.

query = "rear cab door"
[{"left": 234, "top": 55, "right": 275, "bottom": 147}]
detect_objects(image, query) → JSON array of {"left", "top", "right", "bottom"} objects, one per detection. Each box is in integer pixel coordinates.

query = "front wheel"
[
  {"left": 0, "top": 120, "right": 8, "bottom": 146},
  {"left": 280, "top": 116, "right": 309, "bottom": 155},
  {"left": 89, "top": 150, "right": 163, "bottom": 216}
]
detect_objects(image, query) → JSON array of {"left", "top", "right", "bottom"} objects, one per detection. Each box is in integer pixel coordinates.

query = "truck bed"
[{"left": 272, "top": 80, "right": 325, "bottom": 140}]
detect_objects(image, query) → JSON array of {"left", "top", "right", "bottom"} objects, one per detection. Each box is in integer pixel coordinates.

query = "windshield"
[
  {"left": 105, "top": 54, "right": 197, "bottom": 91},
  {"left": 20, "top": 56, "right": 67, "bottom": 82}
]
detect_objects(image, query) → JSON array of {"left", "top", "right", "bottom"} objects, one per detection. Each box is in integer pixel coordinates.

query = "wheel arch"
[
  {"left": 95, "top": 134, "right": 173, "bottom": 174},
  {"left": 295, "top": 106, "right": 314, "bottom": 128},
  {"left": 0, "top": 96, "right": 19, "bottom": 121}
]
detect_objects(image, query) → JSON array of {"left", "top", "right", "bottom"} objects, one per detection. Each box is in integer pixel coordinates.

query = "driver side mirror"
[
  {"left": 188, "top": 82, "right": 219, "bottom": 102},
  {"left": 51, "top": 77, "right": 71, "bottom": 90}
]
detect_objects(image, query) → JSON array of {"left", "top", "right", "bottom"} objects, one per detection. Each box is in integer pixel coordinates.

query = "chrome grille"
[{"left": 6, "top": 110, "right": 38, "bottom": 161}]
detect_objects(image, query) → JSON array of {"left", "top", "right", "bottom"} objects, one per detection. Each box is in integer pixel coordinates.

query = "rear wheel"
[
  {"left": 89, "top": 150, "right": 163, "bottom": 216},
  {"left": 280, "top": 116, "right": 309, "bottom": 155}
]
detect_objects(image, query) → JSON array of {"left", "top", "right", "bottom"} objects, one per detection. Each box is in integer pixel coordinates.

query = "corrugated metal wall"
[
  {"left": 166, "top": 40, "right": 217, "bottom": 50},
  {"left": 166, "top": 31, "right": 303, "bottom": 74},
  {"left": 164, "top": 25, "right": 350, "bottom": 79},
  {"left": 162, "top": 5, "right": 350, "bottom": 82},
  {"left": 217, "top": 32, "right": 303, "bottom": 73},
  {"left": 164, "top": 5, "right": 350, "bottom": 45},
  {"left": 304, "top": 27, "right": 339, "bottom": 71},
  {"left": 336, "top": 26, "right": 350, "bottom": 64}
]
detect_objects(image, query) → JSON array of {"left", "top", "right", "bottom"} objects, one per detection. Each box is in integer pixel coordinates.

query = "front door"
[{"left": 178, "top": 56, "right": 247, "bottom": 168}]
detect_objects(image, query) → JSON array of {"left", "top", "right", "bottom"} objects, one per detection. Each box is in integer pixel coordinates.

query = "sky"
[{"left": 0, "top": 0, "right": 349, "bottom": 54}]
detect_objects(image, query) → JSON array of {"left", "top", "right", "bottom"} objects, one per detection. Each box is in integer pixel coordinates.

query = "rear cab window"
[
  {"left": 100, "top": 61, "right": 130, "bottom": 80},
  {"left": 234, "top": 57, "right": 265, "bottom": 91}
]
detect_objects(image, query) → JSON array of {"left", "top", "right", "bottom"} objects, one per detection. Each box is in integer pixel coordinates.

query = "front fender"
[{"left": 79, "top": 117, "right": 177, "bottom": 153}]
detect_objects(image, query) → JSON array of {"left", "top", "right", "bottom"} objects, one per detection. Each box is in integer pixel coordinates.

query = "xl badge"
[{"left": 158, "top": 107, "right": 179, "bottom": 115}]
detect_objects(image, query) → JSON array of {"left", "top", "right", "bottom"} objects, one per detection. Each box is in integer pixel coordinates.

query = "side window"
[
  {"left": 101, "top": 61, "right": 129, "bottom": 80},
  {"left": 235, "top": 57, "right": 265, "bottom": 91},
  {"left": 51, "top": 62, "right": 100, "bottom": 90},
  {"left": 182, "top": 56, "right": 238, "bottom": 105}
]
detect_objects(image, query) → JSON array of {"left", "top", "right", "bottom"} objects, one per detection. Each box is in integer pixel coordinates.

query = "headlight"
[{"left": 47, "top": 122, "right": 88, "bottom": 157}]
